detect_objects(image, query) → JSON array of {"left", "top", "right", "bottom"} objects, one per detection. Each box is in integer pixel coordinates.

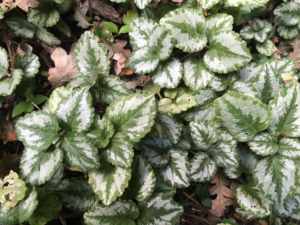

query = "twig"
[
  {"left": 182, "top": 213, "right": 213, "bottom": 225},
  {"left": 27, "top": 97, "right": 41, "bottom": 111},
  {"left": 181, "top": 218, "right": 194, "bottom": 225},
  {"left": 157, "top": 92, "right": 163, "bottom": 99},
  {"left": 46, "top": 65, "right": 76, "bottom": 96},
  {"left": 183, "top": 192, "right": 200, "bottom": 206},
  {"left": 180, "top": 53, "right": 194, "bottom": 62},
  {"left": 4, "top": 0, "right": 24, "bottom": 14}
]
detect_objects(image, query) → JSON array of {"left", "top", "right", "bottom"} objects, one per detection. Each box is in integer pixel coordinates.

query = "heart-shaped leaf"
[
  {"left": 248, "top": 132, "right": 278, "bottom": 156},
  {"left": 204, "top": 13, "right": 233, "bottom": 39},
  {"left": 4, "top": 18, "right": 35, "bottom": 39},
  {"left": 14, "top": 54, "right": 40, "bottom": 79},
  {"left": 274, "top": 197, "right": 299, "bottom": 217},
  {"left": 0, "top": 69, "right": 23, "bottom": 97},
  {"left": 190, "top": 152, "right": 217, "bottom": 182},
  {"left": 278, "top": 137, "right": 300, "bottom": 159},
  {"left": 274, "top": 2, "right": 300, "bottom": 26}
]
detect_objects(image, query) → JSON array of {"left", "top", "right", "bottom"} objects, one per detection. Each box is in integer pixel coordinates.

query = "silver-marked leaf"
[
  {"left": 135, "top": 0, "right": 151, "bottom": 9},
  {"left": 274, "top": 197, "right": 299, "bottom": 217},
  {"left": 4, "top": 18, "right": 35, "bottom": 39},
  {"left": 102, "top": 133, "right": 134, "bottom": 168},
  {"left": 0, "top": 47, "right": 8, "bottom": 79},
  {"left": 158, "top": 149, "right": 190, "bottom": 188},
  {"left": 36, "top": 27, "right": 61, "bottom": 45},
  {"left": 55, "top": 18, "right": 71, "bottom": 37},
  {"left": 269, "top": 80, "right": 300, "bottom": 137},
  {"left": 225, "top": 0, "right": 268, "bottom": 7},
  {"left": 256, "top": 40, "right": 274, "bottom": 56},
  {"left": 181, "top": 89, "right": 216, "bottom": 121},
  {"left": 174, "top": 139, "right": 191, "bottom": 151},
  {"left": 60, "top": 132, "right": 100, "bottom": 172},
  {"left": 152, "top": 57, "right": 183, "bottom": 89},
  {"left": 137, "top": 193, "right": 183, "bottom": 225},
  {"left": 124, "top": 155, "right": 156, "bottom": 201},
  {"left": 87, "top": 116, "right": 114, "bottom": 149},
  {"left": 235, "top": 208, "right": 266, "bottom": 220},
  {"left": 277, "top": 24, "right": 299, "bottom": 39},
  {"left": 198, "top": 0, "right": 221, "bottom": 9},
  {"left": 43, "top": 165, "right": 64, "bottom": 190},
  {"left": 290, "top": 197, "right": 300, "bottom": 219},
  {"left": 154, "top": 181, "right": 176, "bottom": 198},
  {"left": 20, "top": 145, "right": 63, "bottom": 185},
  {"left": 273, "top": 58, "right": 296, "bottom": 81},
  {"left": 183, "top": 58, "right": 214, "bottom": 91},
  {"left": 75, "top": 31, "right": 110, "bottom": 76},
  {"left": 0, "top": 69, "right": 23, "bottom": 97},
  {"left": 248, "top": 132, "right": 278, "bottom": 156},
  {"left": 251, "top": 18, "right": 272, "bottom": 43},
  {"left": 89, "top": 157, "right": 131, "bottom": 205},
  {"left": 18, "top": 188, "right": 38, "bottom": 223},
  {"left": 208, "top": 72, "right": 238, "bottom": 92},
  {"left": 274, "top": 2, "right": 300, "bottom": 26},
  {"left": 57, "top": 177, "right": 98, "bottom": 212},
  {"left": 106, "top": 94, "right": 156, "bottom": 143},
  {"left": 84, "top": 200, "right": 139, "bottom": 225},
  {"left": 0, "top": 202, "right": 18, "bottom": 225},
  {"left": 240, "top": 26, "right": 254, "bottom": 40},
  {"left": 253, "top": 155, "right": 297, "bottom": 204},
  {"left": 140, "top": 135, "right": 172, "bottom": 168},
  {"left": 49, "top": 86, "right": 72, "bottom": 114},
  {"left": 28, "top": 6, "right": 59, "bottom": 27},
  {"left": 204, "top": 13, "right": 233, "bottom": 40},
  {"left": 98, "top": 75, "right": 130, "bottom": 104},
  {"left": 229, "top": 80, "right": 260, "bottom": 99},
  {"left": 237, "top": 145, "right": 258, "bottom": 174},
  {"left": 223, "top": 166, "right": 241, "bottom": 179},
  {"left": 204, "top": 31, "right": 251, "bottom": 73},
  {"left": 237, "top": 62, "right": 262, "bottom": 82},
  {"left": 190, "top": 120, "right": 219, "bottom": 150},
  {"left": 16, "top": 111, "right": 59, "bottom": 151},
  {"left": 236, "top": 184, "right": 272, "bottom": 216},
  {"left": 156, "top": 113, "right": 183, "bottom": 144},
  {"left": 160, "top": 8, "right": 207, "bottom": 52},
  {"left": 214, "top": 91, "right": 272, "bottom": 142},
  {"left": 278, "top": 137, "right": 300, "bottom": 159},
  {"left": 14, "top": 54, "right": 40, "bottom": 79},
  {"left": 67, "top": 76, "right": 93, "bottom": 89},
  {"left": 55, "top": 87, "right": 94, "bottom": 133},
  {"left": 190, "top": 152, "right": 217, "bottom": 182}
]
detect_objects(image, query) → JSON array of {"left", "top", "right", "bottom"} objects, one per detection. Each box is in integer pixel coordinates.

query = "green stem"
[
  {"left": 54, "top": 130, "right": 68, "bottom": 146},
  {"left": 180, "top": 53, "right": 194, "bottom": 61},
  {"left": 205, "top": 45, "right": 211, "bottom": 50},
  {"left": 157, "top": 92, "right": 163, "bottom": 99},
  {"left": 4, "top": 0, "right": 24, "bottom": 14},
  {"left": 27, "top": 97, "right": 41, "bottom": 111}
]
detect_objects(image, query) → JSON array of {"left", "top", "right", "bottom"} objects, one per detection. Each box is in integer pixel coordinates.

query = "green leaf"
[
  {"left": 4, "top": 18, "right": 35, "bottom": 39},
  {"left": 20, "top": 145, "right": 63, "bottom": 185},
  {"left": 190, "top": 152, "right": 217, "bottom": 182},
  {"left": 274, "top": 197, "right": 299, "bottom": 217},
  {"left": 33, "top": 94, "right": 48, "bottom": 105},
  {"left": 141, "top": 7, "right": 159, "bottom": 22},
  {"left": 0, "top": 202, "right": 18, "bottom": 225},
  {"left": 67, "top": 76, "right": 93, "bottom": 89},
  {"left": 252, "top": 18, "right": 272, "bottom": 42},
  {"left": 204, "top": 13, "right": 234, "bottom": 39},
  {"left": 204, "top": 31, "right": 252, "bottom": 73},
  {"left": 134, "top": 0, "right": 152, "bottom": 9},
  {"left": 183, "top": 58, "right": 214, "bottom": 91},
  {"left": 0, "top": 47, "right": 8, "bottom": 79},
  {"left": 154, "top": 180, "right": 176, "bottom": 197},
  {"left": 268, "top": 80, "right": 300, "bottom": 137},
  {"left": 240, "top": 25, "right": 254, "bottom": 40},
  {"left": 124, "top": 155, "right": 156, "bottom": 201},
  {"left": 119, "top": 25, "right": 130, "bottom": 34},
  {"left": 236, "top": 145, "right": 258, "bottom": 174},
  {"left": 198, "top": 0, "right": 221, "bottom": 9},
  {"left": 143, "top": 80, "right": 161, "bottom": 95},
  {"left": 123, "top": 10, "right": 139, "bottom": 25},
  {"left": 248, "top": 132, "right": 278, "bottom": 156},
  {"left": 0, "top": 171, "right": 27, "bottom": 210},
  {"left": 137, "top": 193, "right": 183, "bottom": 225},
  {"left": 55, "top": 18, "right": 71, "bottom": 37},
  {"left": 60, "top": 132, "right": 100, "bottom": 172},
  {"left": 229, "top": 80, "right": 260, "bottom": 99},
  {"left": 225, "top": 0, "right": 268, "bottom": 7},
  {"left": 16, "top": 111, "right": 59, "bottom": 151},
  {"left": 277, "top": 24, "right": 299, "bottom": 39},
  {"left": 84, "top": 200, "right": 139, "bottom": 225},
  {"left": 0, "top": 69, "right": 23, "bottom": 97},
  {"left": 158, "top": 94, "right": 196, "bottom": 114},
  {"left": 28, "top": 4, "right": 59, "bottom": 27},
  {"left": 12, "top": 101, "right": 32, "bottom": 117},
  {"left": 152, "top": 57, "right": 183, "bottom": 89},
  {"left": 214, "top": 91, "right": 272, "bottom": 142},
  {"left": 18, "top": 188, "right": 38, "bottom": 223},
  {"left": 235, "top": 208, "right": 265, "bottom": 220},
  {"left": 103, "top": 21, "right": 119, "bottom": 33},
  {"left": 256, "top": 40, "right": 274, "bottom": 56},
  {"left": 57, "top": 177, "right": 97, "bottom": 212},
  {"left": 0, "top": 8, "right": 3, "bottom": 19},
  {"left": 158, "top": 149, "right": 190, "bottom": 188},
  {"left": 54, "top": 0, "right": 72, "bottom": 14},
  {"left": 36, "top": 27, "right": 61, "bottom": 45},
  {"left": 75, "top": 31, "right": 110, "bottom": 76},
  {"left": 208, "top": 72, "right": 238, "bottom": 92},
  {"left": 160, "top": 8, "right": 207, "bottom": 52},
  {"left": 106, "top": 94, "right": 156, "bottom": 143},
  {"left": 236, "top": 184, "right": 272, "bottom": 217},
  {"left": 278, "top": 137, "right": 300, "bottom": 159},
  {"left": 274, "top": 2, "right": 300, "bottom": 26},
  {"left": 43, "top": 165, "right": 64, "bottom": 190},
  {"left": 253, "top": 155, "right": 297, "bottom": 204},
  {"left": 89, "top": 157, "right": 131, "bottom": 205},
  {"left": 55, "top": 87, "right": 94, "bottom": 133},
  {"left": 190, "top": 120, "right": 219, "bottom": 150},
  {"left": 49, "top": 86, "right": 72, "bottom": 113},
  {"left": 223, "top": 166, "right": 241, "bottom": 179},
  {"left": 28, "top": 188, "right": 60, "bottom": 225},
  {"left": 237, "top": 62, "right": 262, "bottom": 81},
  {"left": 14, "top": 54, "right": 40, "bottom": 79},
  {"left": 98, "top": 75, "right": 130, "bottom": 104}
]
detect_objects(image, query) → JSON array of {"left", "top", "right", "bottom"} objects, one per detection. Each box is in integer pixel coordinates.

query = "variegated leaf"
[
  {"left": 158, "top": 149, "right": 191, "bottom": 188},
  {"left": 277, "top": 24, "right": 299, "bottom": 39},
  {"left": 204, "top": 31, "right": 251, "bottom": 73},
  {"left": 237, "top": 145, "right": 258, "bottom": 174},
  {"left": 59, "top": 132, "right": 100, "bottom": 172},
  {"left": 268, "top": 80, "right": 300, "bottom": 137},
  {"left": 274, "top": 197, "right": 299, "bottom": 217},
  {"left": 274, "top": 58, "right": 296, "bottom": 81},
  {"left": 240, "top": 26, "right": 254, "bottom": 40},
  {"left": 223, "top": 166, "right": 241, "bottom": 179},
  {"left": 55, "top": 87, "right": 94, "bottom": 133},
  {"left": 20, "top": 145, "right": 63, "bottom": 185},
  {"left": 75, "top": 31, "right": 110, "bottom": 76},
  {"left": 189, "top": 121, "right": 219, "bottom": 149},
  {"left": 49, "top": 86, "right": 72, "bottom": 113},
  {"left": 160, "top": 8, "right": 207, "bottom": 52},
  {"left": 278, "top": 137, "right": 300, "bottom": 159},
  {"left": 197, "top": 0, "right": 222, "bottom": 9},
  {"left": 174, "top": 139, "right": 191, "bottom": 151},
  {"left": 151, "top": 57, "right": 183, "bottom": 89},
  {"left": 156, "top": 113, "right": 183, "bottom": 144},
  {"left": 229, "top": 80, "right": 260, "bottom": 99},
  {"left": 248, "top": 132, "right": 278, "bottom": 156},
  {"left": 190, "top": 152, "right": 217, "bottom": 182},
  {"left": 0, "top": 69, "right": 23, "bottom": 96},
  {"left": 135, "top": 0, "right": 152, "bottom": 9},
  {"left": 235, "top": 208, "right": 265, "bottom": 220},
  {"left": 56, "top": 177, "right": 98, "bottom": 212},
  {"left": 208, "top": 72, "right": 238, "bottom": 92},
  {"left": 98, "top": 75, "right": 130, "bottom": 104},
  {"left": 181, "top": 89, "right": 216, "bottom": 121},
  {"left": 236, "top": 184, "right": 272, "bottom": 216},
  {"left": 251, "top": 18, "right": 272, "bottom": 43},
  {"left": 89, "top": 157, "right": 131, "bottom": 205},
  {"left": 124, "top": 155, "right": 156, "bottom": 201},
  {"left": 16, "top": 111, "right": 60, "bottom": 151},
  {"left": 67, "top": 76, "right": 93, "bottom": 89},
  {"left": 205, "top": 14, "right": 234, "bottom": 41},
  {"left": 0, "top": 47, "right": 8, "bottom": 79},
  {"left": 253, "top": 155, "right": 297, "bottom": 204},
  {"left": 183, "top": 58, "right": 214, "bottom": 91},
  {"left": 84, "top": 200, "right": 139, "bottom": 225},
  {"left": 18, "top": 188, "right": 38, "bottom": 223},
  {"left": 225, "top": 0, "right": 268, "bottom": 7},
  {"left": 154, "top": 181, "right": 176, "bottom": 198},
  {"left": 0, "top": 202, "right": 18, "bottom": 224},
  {"left": 102, "top": 133, "right": 134, "bottom": 168},
  {"left": 256, "top": 40, "right": 274, "bottom": 56},
  {"left": 274, "top": 2, "right": 300, "bottom": 26},
  {"left": 137, "top": 193, "right": 183, "bottom": 225},
  {"left": 14, "top": 54, "right": 40, "bottom": 78},
  {"left": 87, "top": 116, "right": 114, "bottom": 149},
  {"left": 43, "top": 165, "right": 64, "bottom": 190},
  {"left": 237, "top": 62, "right": 262, "bottom": 82},
  {"left": 140, "top": 135, "right": 172, "bottom": 168},
  {"left": 105, "top": 94, "right": 156, "bottom": 142},
  {"left": 290, "top": 197, "right": 300, "bottom": 220},
  {"left": 214, "top": 91, "right": 272, "bottom": 142}
]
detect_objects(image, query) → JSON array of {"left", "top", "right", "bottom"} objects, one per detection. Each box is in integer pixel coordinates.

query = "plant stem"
[
  {"left": 4, "top": 0, "right": 24, "bottom": 14},
  {"left": 157, "top": 92, "right": 163, "bottom": 99},
  {"left": 27, "top": 97, "right": 41, "bottom": 111},
  {"left": 205, "top": 45, "right": 211, "bottom": 50},
  {"left": 182, "top": 213, "right": 213, "bottom": 225},
  {"left": 0, "top": 21, "right": 14, "bottom": 69},
  {"left": 180, "top": 53, "right": 194, "bottom": 61}
]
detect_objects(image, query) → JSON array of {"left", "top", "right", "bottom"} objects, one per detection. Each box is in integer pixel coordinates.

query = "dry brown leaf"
[
  {"left": 287, "top": 35, "right": 300, "bottom": 71},
  {"left": 18, "top": 0, "right": 39, "bottom": 12},
  {"left": 209, "top": 170, "right": 238, "bottom": 217},
  {"left": 256, "top": 220, "right": 268, "bottom": 225},
  {"left": 0, "top": 0, "right": 15, "bottom": 12},
  {"left": 48, "top": 42, "right": 81, "bottom": 87},
  {"left": 0, "top": 154, "right": 21, "bottom": 179},
  {"left": 233, "top": 212, "right": 247, "bottom": 222},
  {"left": 0, "top": 114, "right": 18, "bottom": 144},
  {"left": 120, "top": 67, "right": 134, "bottom": 76},
  {"left": 125, "top": 74, "right": 147, "bottom": 89}
]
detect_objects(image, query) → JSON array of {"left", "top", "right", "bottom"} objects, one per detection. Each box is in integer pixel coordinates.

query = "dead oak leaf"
[
  {"left": 0, "top": 0, "right": 15, "bottom": 12},
  {"left": 0, "top": 114, "right": 18, "bottom": 144},
  {"left": 18, "top": 0, "right": 39, "bottom": 12}
]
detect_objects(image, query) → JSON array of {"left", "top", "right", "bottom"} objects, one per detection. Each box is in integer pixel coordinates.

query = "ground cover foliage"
[{"left": 1, "top": 0, "right": 300, "bottom": 224}]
